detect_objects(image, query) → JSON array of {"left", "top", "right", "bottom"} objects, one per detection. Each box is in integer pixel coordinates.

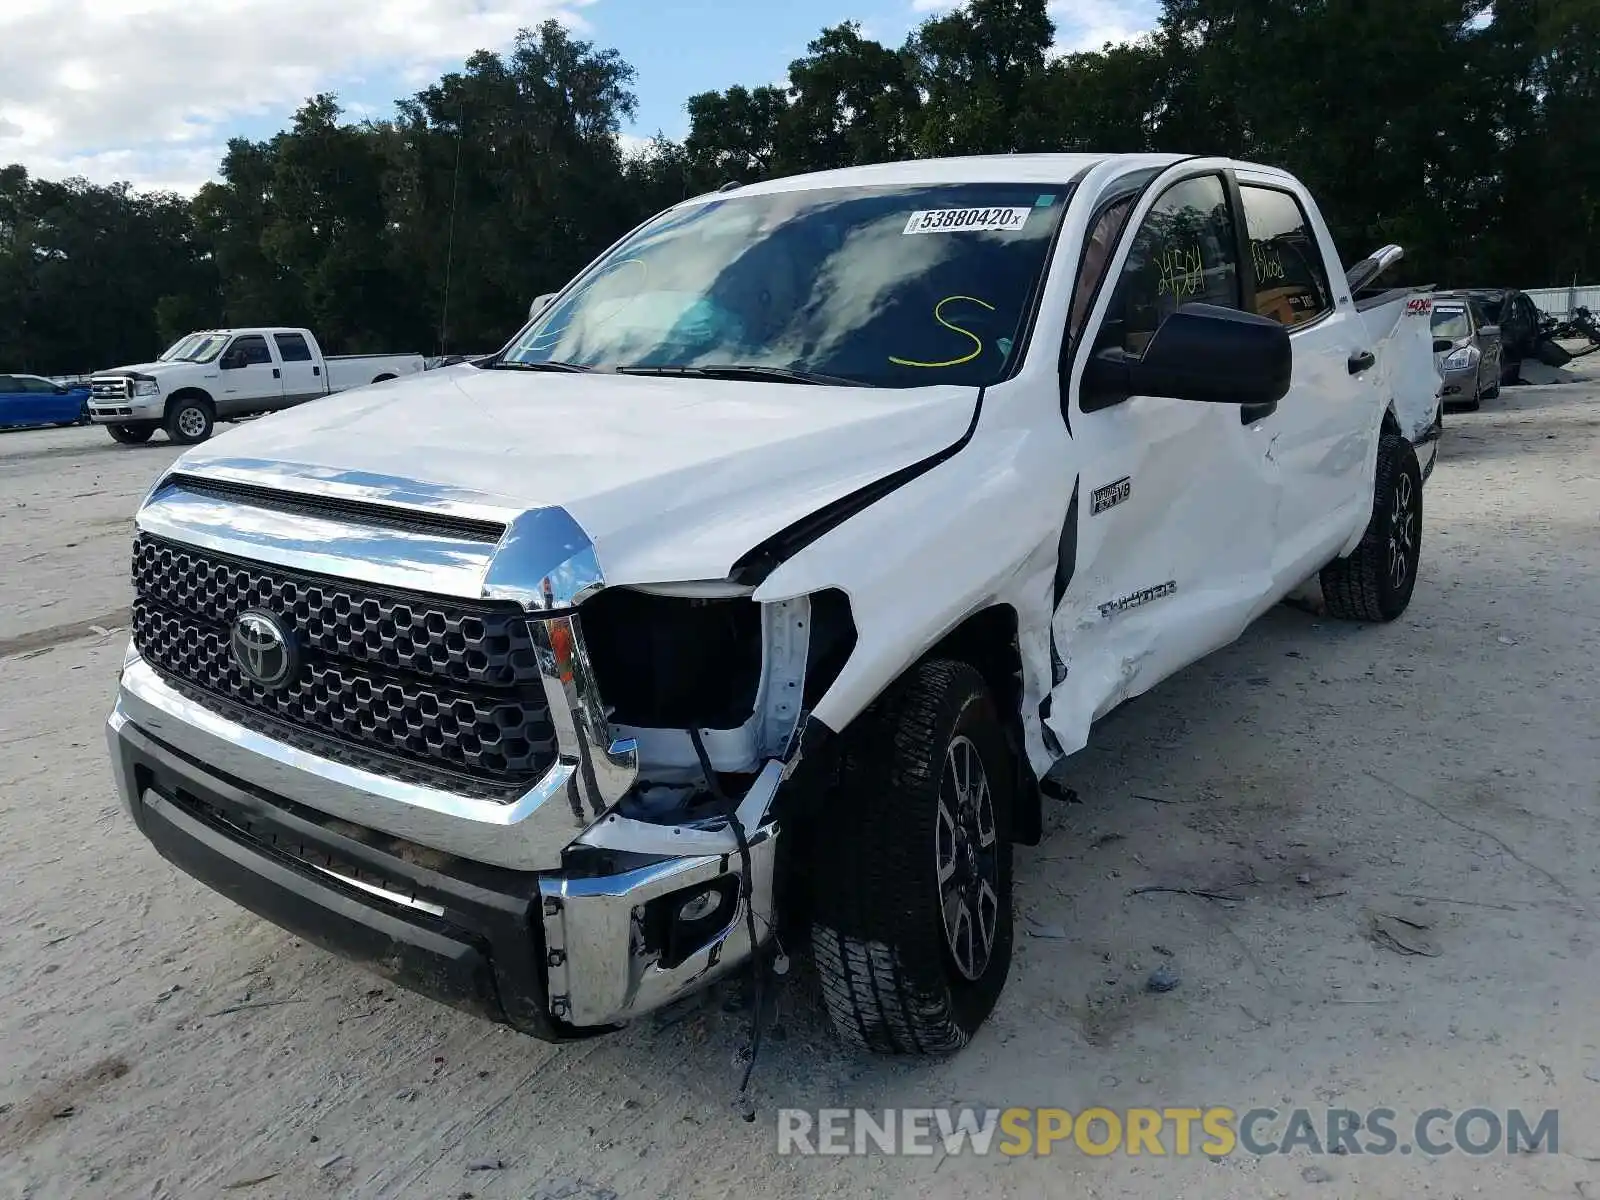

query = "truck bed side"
[
  {"left": 324, "top": 353, "right": 426, "bottom": 393},
  {"left": 1356, "top": 288, "right": 1442, "bottom": 474}
]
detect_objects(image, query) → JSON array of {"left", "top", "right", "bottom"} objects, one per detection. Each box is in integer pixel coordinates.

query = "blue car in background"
[{"left": 0, "top": 373, "right": 91, "bottom": 430}]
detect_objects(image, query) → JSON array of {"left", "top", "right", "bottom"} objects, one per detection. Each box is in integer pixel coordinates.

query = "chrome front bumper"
[
  {"left": 540, "top": 827, "right": 778, "bottom": 1028},
  {"left": 89, "top": 397, "right": 162, "bottom": 422},
  {"left": 109, "top": 650, "right": 780, "bottom": 1032}
]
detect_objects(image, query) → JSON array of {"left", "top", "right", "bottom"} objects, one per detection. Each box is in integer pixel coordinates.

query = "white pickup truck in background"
[{"left": 88, "top": 327, "right": 425, "bottom": 445}]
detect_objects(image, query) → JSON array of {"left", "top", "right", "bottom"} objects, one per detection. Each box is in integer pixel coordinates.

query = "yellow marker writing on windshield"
[{"left": 889, "top": 295, "right": 997, "bottom": 368}]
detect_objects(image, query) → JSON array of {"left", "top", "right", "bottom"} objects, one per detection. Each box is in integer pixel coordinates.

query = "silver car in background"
[{"left": 1431, "top": 300, "right": 1503, "bottom": 411}]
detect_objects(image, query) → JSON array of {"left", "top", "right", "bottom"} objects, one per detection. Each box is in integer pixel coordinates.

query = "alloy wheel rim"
[
  {"left": 1388, "top": 469, "right": 1415, "bottom": 591},
  {"left": 178, "top": 408, "right": 207, "bottom": 438},
  {"left": 936, "top": 734, "right": 1000, "bottom": 981}
]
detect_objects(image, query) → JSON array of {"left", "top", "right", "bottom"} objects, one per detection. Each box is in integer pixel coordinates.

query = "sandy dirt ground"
[{"left": 2, "top": 375, "right": 1599, "bottom": 1200}]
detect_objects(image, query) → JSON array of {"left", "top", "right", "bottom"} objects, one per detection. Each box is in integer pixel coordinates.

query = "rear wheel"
[
  {"left": 1319, "top": 433, "right": 1422, "bottom": 622},
  {"left": 165, "top": 397, "right": 214, "bottom": 445},
  {"left": 107, "top": 424, "right": 156, "bottom": 445},
  {"left": 810, "top": 659, "right": 1014, "bottom": 1055}
]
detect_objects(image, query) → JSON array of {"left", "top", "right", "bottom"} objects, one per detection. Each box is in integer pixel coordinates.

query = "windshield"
[
  {"left": 173, "top": 333, "right": 230, "bottom": 363},
  {"left": 1431, "top": 308, "right": 1471, "bottom": 341},
  {"left": 159, "top": 334, "right": 200, "bottom": 361},
  {"left": 498, "top": 182, "right": 1073, "bottom": 388}
]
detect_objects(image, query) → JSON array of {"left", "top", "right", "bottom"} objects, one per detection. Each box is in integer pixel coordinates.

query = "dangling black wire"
[{"left": 687, "top": 726, "right": 765, "bottom": 1116}]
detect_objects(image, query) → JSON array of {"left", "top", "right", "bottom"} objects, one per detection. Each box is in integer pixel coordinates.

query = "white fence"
[{"left": 1525, "top": 285, "right": 1600, "bottom": 318}]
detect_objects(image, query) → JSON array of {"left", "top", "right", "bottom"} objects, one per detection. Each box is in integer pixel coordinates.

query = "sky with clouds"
[{"left": 0, "top": 0, "right": 1158, "bottom": 195}]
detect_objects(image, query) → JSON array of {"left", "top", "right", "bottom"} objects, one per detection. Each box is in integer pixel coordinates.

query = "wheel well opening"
[
  {"left": 924, "top": 604, "right": 1040, "bottom": 844},
  {"left": 1381, "top": 406, "right": 1403, "bottom": 438},
  {"left": 165, "top": 388, "right": 214, "bottom": 415}
]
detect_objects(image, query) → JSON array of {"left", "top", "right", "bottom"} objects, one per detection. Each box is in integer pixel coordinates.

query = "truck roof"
[
  {"left": 712, "top": 153, "right": 1301, "bottom": 199},
  {"left": 185, "top": 327, "right": 310, "bottom": 336}
]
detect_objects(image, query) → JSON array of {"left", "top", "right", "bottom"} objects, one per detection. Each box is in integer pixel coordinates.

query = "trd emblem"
[{"left": 231, "top": 609, "right": 296, "bottom": 690}]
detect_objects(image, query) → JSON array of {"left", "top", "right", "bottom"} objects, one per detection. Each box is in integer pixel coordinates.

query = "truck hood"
[
  {"left": 170, "top": 366, "right": 981, "bottom": 586},
  {"left": 96, "top": 361, "right": 209, "bottom": 380}
]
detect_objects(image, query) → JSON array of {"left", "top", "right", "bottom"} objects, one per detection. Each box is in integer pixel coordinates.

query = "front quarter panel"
[{"left": 752, "top": 378, "right": 1074, "bottom": 778}]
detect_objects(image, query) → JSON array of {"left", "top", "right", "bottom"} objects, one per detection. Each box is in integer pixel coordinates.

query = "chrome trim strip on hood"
[
  {"left": 137, "top": 466, "right": 612, "bottom": 611},
  {"left": 137, "top": 474, "right": 501, "bottom": 600}
]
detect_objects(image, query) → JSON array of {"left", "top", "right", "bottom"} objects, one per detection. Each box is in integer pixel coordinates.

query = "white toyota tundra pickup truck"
[
  {"left": 88, "top": 326, "right": 424, "bottom": 446},
  {"left": 105, "top": 154, "right": 1440, "bottom": 1058}
]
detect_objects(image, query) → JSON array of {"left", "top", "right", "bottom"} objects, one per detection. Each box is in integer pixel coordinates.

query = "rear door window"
[
  {"left": 274, "top": 333, "right": 313, "bottom": 362},
  {"left": 1240, "top": 185, "right": 1335, "bottom": 328}
]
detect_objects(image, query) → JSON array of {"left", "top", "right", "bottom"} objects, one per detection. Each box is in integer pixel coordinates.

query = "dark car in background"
[
  {"left": 0, "top": 374, "right": 90, "bottom": 430},
  {"left": 1442, "top": 288, "right": 1544, "bottom": 385},
  {"left": 1430, "top": 299, "right": 1503, "bottom": 410}
]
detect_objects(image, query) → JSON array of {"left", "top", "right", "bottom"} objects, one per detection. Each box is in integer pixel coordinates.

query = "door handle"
[
  {"left": 313, "top": 366, "right": 321, "bottom": 376},
  {"left": 272, "top": 368, "right": 280, "bottom": 379},
  {"left": 1348, "top": 350, "right": 1376, "bottom": 375}
]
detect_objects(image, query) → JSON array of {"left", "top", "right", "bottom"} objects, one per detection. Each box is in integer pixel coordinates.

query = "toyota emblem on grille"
[{"left": 231, "top": 610, "right": 296, "bottom": 690}]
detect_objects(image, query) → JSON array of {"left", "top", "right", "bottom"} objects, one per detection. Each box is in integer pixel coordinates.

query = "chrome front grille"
[
  {"left": 130, "top": 533, "right": 558, "bottom": 797},
  {"left": 91, "top": 377, "right": 130, "bottom": 401}
]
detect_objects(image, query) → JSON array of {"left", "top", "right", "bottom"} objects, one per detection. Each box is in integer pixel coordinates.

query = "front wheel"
[
  {"left": 1319, "top": 432, "right": 1422, "bottom": 622},
  {"left": 810, "top": 659, "right": 1015, "bottom": 1055},
  {"left": 107, "top": 424, "right": 155, "bottom": 445},
  {"left": 165, "top": 397, "right": 214, "bottom": 445}
]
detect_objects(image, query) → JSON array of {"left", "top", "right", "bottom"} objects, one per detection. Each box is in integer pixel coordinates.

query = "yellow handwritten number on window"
[{"left": 889, "top": 295, "right": 997, "bottom": 368}]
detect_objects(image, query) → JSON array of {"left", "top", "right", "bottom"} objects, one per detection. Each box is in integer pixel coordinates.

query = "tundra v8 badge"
[
  {"left": 1092, "top": 476, "right": 1131, "bottom": 514},
  {"left": 1099, "top": 580, "right": 1176, "bottom": 619}
]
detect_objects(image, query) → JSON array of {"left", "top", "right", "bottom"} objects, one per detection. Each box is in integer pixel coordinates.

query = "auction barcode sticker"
[{"left": 902, "top": 207, "right": 1031, "bottom": 235}]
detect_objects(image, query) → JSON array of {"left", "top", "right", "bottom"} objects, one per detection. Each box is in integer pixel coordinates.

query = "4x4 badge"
[{"left": 1091, "top": 476, "right": 1131, "bottom": 514}]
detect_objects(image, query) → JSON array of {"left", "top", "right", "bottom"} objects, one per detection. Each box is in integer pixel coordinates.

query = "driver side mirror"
[
  {"left": 1479, "top": 325, "right": 1500, "bottom": 340},
  {"left": 1080, "top": 303, "right": 1292, "bottom": 411},
  {"left": 1432, "top": 337, "right": 1454, "bottom": 354},
  {"left": 529, "top": 293, "right": 557, "bottom": 320},
  {"left": 219, "top": 351, "right": 244, "bottom": 370}
]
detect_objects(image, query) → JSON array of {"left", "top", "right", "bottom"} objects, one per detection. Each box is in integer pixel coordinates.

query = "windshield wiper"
[
  {"left": 482, "top": 358, "right": 591, "bottom": 373},
  {"left": 615, "top": 364, "right": 864, "bottom": 387}
]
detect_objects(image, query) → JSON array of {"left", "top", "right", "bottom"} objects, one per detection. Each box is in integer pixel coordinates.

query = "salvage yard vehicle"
[
  {"left": 1430, "top": 297, "right": 1503, "bottom": 410},
  {"left": 106, "top": 153, "right": 1440, "bottom": 1058},
  {"left": 1447, "top": 287, "right": 1570, "bottom": 384},
  {"left": 0, "top": 373, "right": 90, "bottom": 429},
  {"left": 87, "top": 327, "right": 424, "bottom": 446}
]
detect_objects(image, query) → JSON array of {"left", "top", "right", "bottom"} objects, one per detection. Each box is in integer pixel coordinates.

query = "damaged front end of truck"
[{"left": 106, "top": 466, "right": 860, "bottom": 1042}]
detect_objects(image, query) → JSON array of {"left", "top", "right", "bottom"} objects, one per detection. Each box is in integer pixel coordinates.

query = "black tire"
[
  {"left": 1482, "top": 381, "right": 1500, "bottom": 401},
  {"left": 810, "top": 659, "right": 1015, "bottom": 1055},
  {"left": 107, "top": 424, "right": 155, "bottom": 445},
  {"left": 1501, "top": 358, "right": 1520, "bottom": 386},
  {"left": 1319, "top": 432, "right": 1422, "bottom": 623},
  {"left": 165, "top": 396, "right": 214, "bottom": 445}
]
